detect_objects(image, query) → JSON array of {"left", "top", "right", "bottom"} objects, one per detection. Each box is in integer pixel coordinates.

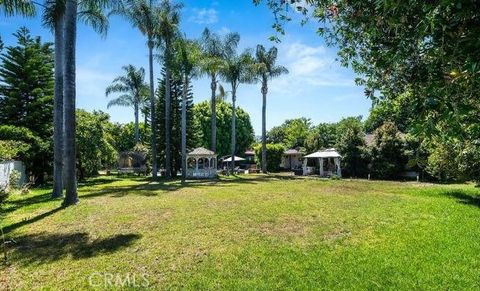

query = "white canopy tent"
[
  {"left": 221, "top": 156, "right": 246, "bottom": 162},
  {"left": 303, "top": 148, "right": 342, "bottom": 177}
]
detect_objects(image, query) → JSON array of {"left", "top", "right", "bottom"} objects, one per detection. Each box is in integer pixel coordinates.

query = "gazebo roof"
[
  {"left": 304, "top": 148, "right": 341, "bottom": 158},
  {"left": 284, "top": 149, "right": 301, "bottom": 155},
  {"left": 188, "top": 147, "right": 216, "bottom": 156}
]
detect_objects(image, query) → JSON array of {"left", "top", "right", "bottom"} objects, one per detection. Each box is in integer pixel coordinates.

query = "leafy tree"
[
  {"left": 194, "top": 101, "right": 254, "bottom": 159},
  {"left": 305, "top": 123, "right": 337, "bottom": 152},
  {"left": 0, "top": 28, "right": 54, "bottom": 184},
  {"left": 0, "top": 125, "right": 49, "bottom": 183},
  {"left": 368, "top": 122, "right": 407, "bottom": 179},
  {"left": 0, "top": 140, "right": 30, "bottom": 161},
  {"left": 250, "top": 45, "right": 288, "bottom": 173},
  {"left": 267, "top": 118, "right": 311, "bottom": 149},
  {"left": 254, "top": 143, "right": 285, "bottom": 172},
  {"left": 106, "top": 64, "right": 149, "bottom": 144},
  {"left": 199, "top": 28, "right": 240, "bottom": 153},
  {"left": 110, "top": 122, "right": 150, "bottom": 153},
  {"left": 76, "top": 110, "right": 117, "bottom": 180},
  {"left": 335, "top": 116, "right": 368, "bottom": 178},
  {"left": 0, "top": 27, "right": 54, "bottom": 139}
]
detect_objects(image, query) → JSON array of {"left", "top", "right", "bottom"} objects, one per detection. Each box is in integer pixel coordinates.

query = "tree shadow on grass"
[
  {"left": 2, "top": 206, "right": 63, "bottom": 234},
  {"left": 8, "top": 232, "right": 141, "bottom": 266},
  {"left": 79, "top": 174, "right": 301, "bottom": 199},
  {"left": 443, "top": 190, "right": 480, "bottom": 208}
]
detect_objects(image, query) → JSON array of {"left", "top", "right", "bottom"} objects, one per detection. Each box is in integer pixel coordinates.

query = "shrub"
[
  {"left": 8, "top": 170, "right": 20, "bottom": 190},
  {"left": 254, "top": 143, "right": 285, "bottom": 172}
]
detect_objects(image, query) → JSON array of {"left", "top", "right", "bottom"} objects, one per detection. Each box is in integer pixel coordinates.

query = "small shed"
[
  {"left": 303, "top": 148, "right": 342, "bottom": 177},
  {"left": 0, "top": 160, "right": 27, "bottom": 188},
  {"left": 186, "top": 147, "right": 218, "bottom": 179},
  {"left": 280, "top": 149, "right": 303, "bottom": 170}
]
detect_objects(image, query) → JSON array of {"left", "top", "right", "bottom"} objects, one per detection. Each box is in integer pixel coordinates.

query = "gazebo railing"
[{"left": 186, "top": 168, "right": 217, "bottom": 178}]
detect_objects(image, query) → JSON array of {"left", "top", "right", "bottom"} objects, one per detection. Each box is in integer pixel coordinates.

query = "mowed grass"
[{"left": 1, "top": 174, "right": 479, "bottom": 290}]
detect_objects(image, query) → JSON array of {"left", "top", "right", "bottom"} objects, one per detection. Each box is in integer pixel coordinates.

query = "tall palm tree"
[
  {"left": 106, "top": 64, "right": 148, "bottom": 144},
  {"left": 220, "top": 47, "right": 254, "bottom": 173},
  {"left": 157, "top": 0, "right": 182, "bottom": 178},
  {"left": 199, "top": 28, "right": 239, "bottom": 153},
  {"left": 173, "top": 37, "right": 201, "bottom": 182},
  {"left": 113, "top": 0, "right": 160, "bottom": 178},
  {"left": 252, "top": 45, "right": 288, "bottom": 173},
  {"left": 43, "top": 0, "right": 109, "bottom": 199}
]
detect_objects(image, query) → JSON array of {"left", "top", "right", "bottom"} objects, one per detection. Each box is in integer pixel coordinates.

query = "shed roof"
[
  {"left": 188, "top": 147, "right": 216, "bottom": 156},
  {"left": 304, "top": 148, "right": 341, "bottom": 158}
]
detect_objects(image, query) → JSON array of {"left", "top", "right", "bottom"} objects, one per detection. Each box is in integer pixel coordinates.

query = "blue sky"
[{"left": 0, "top": 0, "right": 371, "bottom": 134}]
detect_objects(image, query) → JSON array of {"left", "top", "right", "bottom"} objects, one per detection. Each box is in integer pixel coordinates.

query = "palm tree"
[
  {"left": 215, "top": 84, "right": 229, "bottom": 103},
  {"left": 106, "top": 65, "right": 148, "bottom": 144},
  {"left": 220, "top": 47, "right": 253, "bottom": 173},
  {"left": 199, "top": 28, "right": 239, "bottom": 153},
  {"left": 43, "top": 0, "right": 109, "bottom": 199},
  {"left": 252, "top": 45, "right": 288, "bottom": 173},
  {"left": 173, "top": 37, "right": 201, "bottom": 182},
  {"left": 113, "top": 0, "right": 160, "bottom": 178},
  {"left": 0, "top": 0, "right": 35, "bottom": 16},
  {"left": 157, "top": 0, "right": 182, "bottom": 178}
]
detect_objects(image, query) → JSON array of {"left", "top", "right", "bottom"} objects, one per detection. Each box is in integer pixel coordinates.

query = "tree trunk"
[
  {"left": 52, "top": 13, "right": 65, "bottom": 199},
  {"left": 230, "top": 84, "right": 237, "bottom": 174},
  {"left": 62, "top": 0, "right": 78, "bottom": 206},
  {"left": 181, "top": 74, "right": 188, "bottom": 183},
  {"left": 165, "top": 55, "right": 172, "bottom": 178},
  {"left": 261, "top": 79, "right": 268, "bottom": 174},
  {"left": 148, "top": 39, "right": 157, "bottom": 179},
  {"left": 210, "top": 75, "right": 217, "bottom": 153},
  {"left": 134, "top": 100, "right": 139, "bottom": 144}
]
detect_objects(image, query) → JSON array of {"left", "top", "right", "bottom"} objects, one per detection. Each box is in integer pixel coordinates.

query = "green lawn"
[{"left": 1, "top": 174, "right": 479, "bottom": 290}]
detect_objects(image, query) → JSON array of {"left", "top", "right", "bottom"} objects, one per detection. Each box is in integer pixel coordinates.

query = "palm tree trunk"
[
  {"left": 52, "top": 13, "right": 65, "bottom": 199},
  {"left": 148, "top": 39, "right": 157, "bottom": 179},
  {"left": 261, "top": 79, "right": 268, "bottom": 174},
  {"left": 134, "top": 101, "right": 139, "bottom": 144},
  {"left": 210, "top": 75, "right": 217, "bottom": 153},
  {"left": 63, "top": 0, "right": 78, "bottom": 206},
  {"left": 230, "top": 84, "right": 237, "bottom": 174},
  {"left": 165, "top": 58, "right": 172, "bottom": 178},
  {"left": 181, "top": 74, "right": 188, "bottom": 182}
]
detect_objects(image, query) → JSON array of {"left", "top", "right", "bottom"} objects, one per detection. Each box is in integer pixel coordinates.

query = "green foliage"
[
  {"left": 0, "top": 27, "right": 54, "bottom": 139},
  {"left": 335, "top": 117, "right": 368, "bottom": 177},
  {"left": 194, "top": 101, "right": 254, "bottom": 158},
  {"left": 110, "top": 122, "right": 150, "bottom": 153},
  {"left": 8, "top": 169, "right": 20, "bottom": 190},
  {"left": 156, "top": 68, "right": 198, "bottom": 174},
  {"left": 368, "top": 122, "right": 407, "bottom": 179},
  {"left": 267, "top": 118, "right": 311, "bottom": 149},
  {"left": 254, "top": 143, "right": 285, "bottom": 172},
  {"left": 0, "top": 28, "right": 53, "bottom": 183},
  {"left": 305, "top": 123, "right": 337, "bottom": 153},
  {"left": 0, "top": 125, "right": 49, "bottom": 183},
  {"left": 364, "top": 91, "right": 416, "bottom": 133},
  {"left": 457, "top": 141, "right": 480, "bottom": 185},
  {"left": 76, "top": 110, "right": 117, "bottom": 180},
  {"left": 0, "top": 140, "right": 30, "bottom": 161},
  {"left": 426, "top": 139, "right": 462, "bottom": 182}
]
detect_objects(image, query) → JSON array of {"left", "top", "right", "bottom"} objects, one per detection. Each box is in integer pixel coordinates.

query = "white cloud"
[
  {"left": 189, "top": 8, "right": 218, "bottom": 25},
  {"left": 269, "top": 41, "right": 355, "bottom": 97}
]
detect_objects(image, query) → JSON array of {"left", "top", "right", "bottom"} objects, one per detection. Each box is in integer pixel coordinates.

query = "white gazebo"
[
  {"left": 185, "top": 147, "right": 218, "bottom": 179},
  {"left": 303, "top": 148, "right": 342, "bottom": 177}
]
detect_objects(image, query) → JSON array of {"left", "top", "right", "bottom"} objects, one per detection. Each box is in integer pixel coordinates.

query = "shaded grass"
[{"left": 1, "top": 174, "right": 480, "bottom": 290}]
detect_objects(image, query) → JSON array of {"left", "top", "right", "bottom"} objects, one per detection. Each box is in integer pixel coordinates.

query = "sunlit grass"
[{"left": 1, "top": 174, "right": 479, "bottom": 290}]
